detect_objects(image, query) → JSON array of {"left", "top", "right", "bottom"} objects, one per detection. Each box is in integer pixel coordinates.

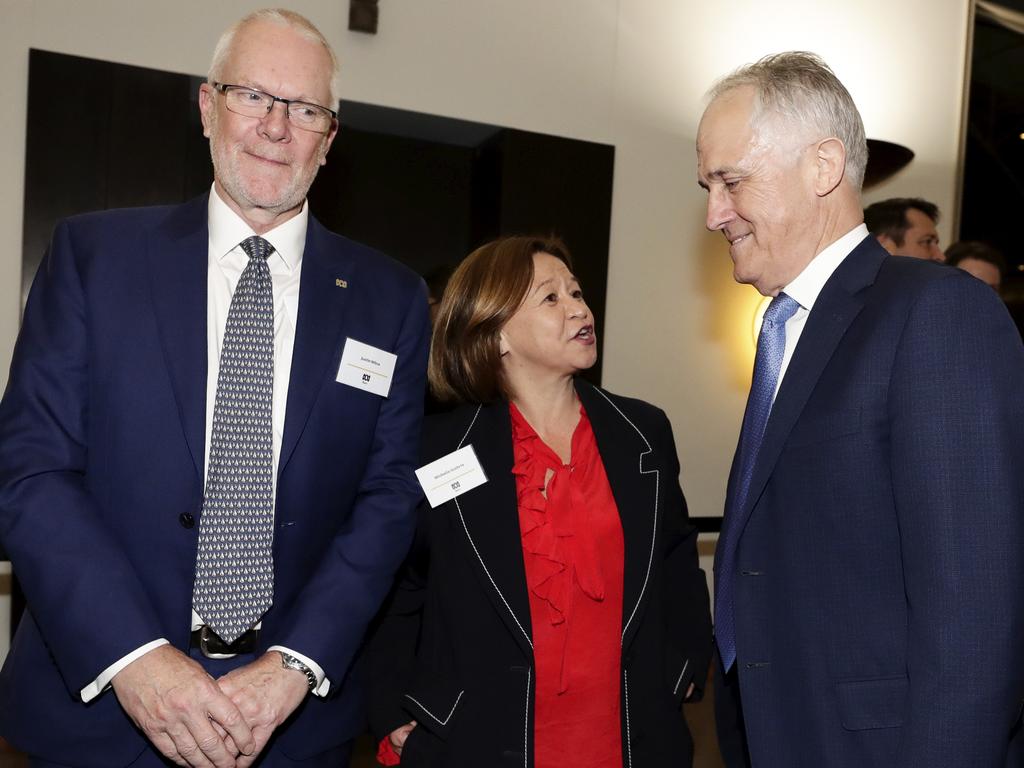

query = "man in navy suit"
[
  {"left": 697, "top": 52, "right": 1024, "bottom": 767},
  {"left": 0, "top": 9, "right": 428, "bottom": 767}
]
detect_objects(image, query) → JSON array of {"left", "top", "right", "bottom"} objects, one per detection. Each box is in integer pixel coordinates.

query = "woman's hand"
[{"left": 389, "top": 720, "right": 418, "bottom": 756}]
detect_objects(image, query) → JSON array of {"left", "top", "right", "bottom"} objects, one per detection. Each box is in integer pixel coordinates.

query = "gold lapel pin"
[{"left": 335, "top": 278, "right": 348, "bottom": 288}]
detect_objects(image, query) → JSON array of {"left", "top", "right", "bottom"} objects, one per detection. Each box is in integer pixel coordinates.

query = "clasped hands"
[{"left": 111, "top": 645, "right": 310, "bottom": 768}]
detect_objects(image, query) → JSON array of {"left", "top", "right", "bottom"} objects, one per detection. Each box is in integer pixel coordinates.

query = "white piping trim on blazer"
[
  {"left": 457, "top": 404, "right": 483, "bottom": 449},
  {"left": 455, "top": 494, "right": 533, "bottom": 648},
  {"left": 404, "top": 690, "right": 465, "bottom": 727},
  {"left": 523, "top": 668, "right": 531, "bottom": 768},
  {"left": 590, "top": 388, "right": 660, "bottom": 643},
  {"left": 453, "top": 403, "right": 534, "bottom": 647},
  {"left": 672, "top": 658, "right": 691, "bottom": 696},
  {"left": 624, "top": 669, "right": 634, "bottom": 768}
]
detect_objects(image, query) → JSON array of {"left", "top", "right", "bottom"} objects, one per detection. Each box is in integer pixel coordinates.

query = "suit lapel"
[
  {"left": 147, "top": 195, "right": 209, "bottom": 480},
  {"left": 452, "top": 402, "right": 535, "bottom": 653},
  {"left": 737, "top": 236, "right": 887, "bottom": 532},
  {"left": 577, "top": 382, "right": 659, "bottom": 651},
  {"left": 278, "top": 216, "right": 355, "bottom": 475}
]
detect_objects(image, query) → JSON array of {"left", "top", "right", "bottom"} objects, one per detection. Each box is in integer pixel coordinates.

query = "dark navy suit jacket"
[
  {"left": 714, "top": 236, "right": 1024, "bottom": 768},
  {"left": 0, "top": 194, "right": 430, "bottom": 765}
]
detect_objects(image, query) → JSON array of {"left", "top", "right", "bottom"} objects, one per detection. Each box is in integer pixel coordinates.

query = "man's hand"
[
  {"left": 111, "top": 644, "right": 254, "bottom": 768},
  {"left": 216, "top": 651, "right": 310, "bottom": 768},
  {"left": 388, "top": 720, "right": 417, "bottom": 757}
]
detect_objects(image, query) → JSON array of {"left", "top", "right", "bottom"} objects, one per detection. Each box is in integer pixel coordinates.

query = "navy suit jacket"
[
  {"left": 714, "top": 236, "right": 1024, "bottom": 768},
  {"left": 0, "top": 194, "right": 430, "bottom": 765}
]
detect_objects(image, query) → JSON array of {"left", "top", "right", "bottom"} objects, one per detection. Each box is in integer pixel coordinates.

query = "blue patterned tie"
[
  {"left": 192, "top": 236, "right": 275, "bottom": 644},
  {"left": 716, "top": 292, "right": 800, "bottom": 671}
]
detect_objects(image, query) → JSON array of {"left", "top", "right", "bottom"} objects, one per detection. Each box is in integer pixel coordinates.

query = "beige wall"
[{"left": 0, "top": 0, "right": 971, "bottom": 659}]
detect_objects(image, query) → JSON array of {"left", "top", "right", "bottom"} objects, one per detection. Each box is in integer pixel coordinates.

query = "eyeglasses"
[{"left": 213, "top": 82, "right": 337, "bottom": 134}]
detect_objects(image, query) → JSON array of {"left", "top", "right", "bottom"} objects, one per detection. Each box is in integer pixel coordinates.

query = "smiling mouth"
[
  {"left": 246, "top": 151, "right": 289, "bottom": 166},
  {"left": 728, "top": 233, "right": 750, "bottom": 246}
]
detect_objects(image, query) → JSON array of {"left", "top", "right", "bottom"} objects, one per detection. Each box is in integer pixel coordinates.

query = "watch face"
[{"left": 280, "top": 652, "right": 317, "bottom": 690}]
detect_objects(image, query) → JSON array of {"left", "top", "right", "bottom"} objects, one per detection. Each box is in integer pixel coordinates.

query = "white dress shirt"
[
  {"left": 81, "top": 186, "right": 329, "bottom": 701},
  {"left": 771, "top": 224, "right": 869, "bottom": 403}
]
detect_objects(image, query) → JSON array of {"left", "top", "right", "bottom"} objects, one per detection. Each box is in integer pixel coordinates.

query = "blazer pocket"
[
  {"left": 786, "top": 408, "right": 863, "bottom": 449},
  {"left": 836, "top": 676, "right": 907, "bottom": 731},
  {"left": 403, "top": 675, "right": 466, "bottom": 741}
]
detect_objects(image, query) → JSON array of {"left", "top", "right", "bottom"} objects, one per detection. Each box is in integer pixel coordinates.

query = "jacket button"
[{"left": 179, "top": 512, "right": 195, "bottom": 529}]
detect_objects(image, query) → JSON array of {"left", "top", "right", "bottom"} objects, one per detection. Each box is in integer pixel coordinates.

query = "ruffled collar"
[{"left": 510, "top": 402, "right": 607, "bottom": 691}]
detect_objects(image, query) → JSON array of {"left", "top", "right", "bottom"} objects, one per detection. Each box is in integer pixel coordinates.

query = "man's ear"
[
  {"left": 813, "top": 137, "right": 847, "bottom": 197},
  {"left": 876, "top": 234, "right": 900, "bottom": 256},
  {"left": 319, "top": 120, "right": 339, "bottom": 166},
  {"left": 198, "top": 83, "right": 215, "bottom": 139}
]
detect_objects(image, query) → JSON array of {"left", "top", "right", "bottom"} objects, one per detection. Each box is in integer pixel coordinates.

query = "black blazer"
[{"left": 365, "top": 379, "right": 712, "bottom": 768}]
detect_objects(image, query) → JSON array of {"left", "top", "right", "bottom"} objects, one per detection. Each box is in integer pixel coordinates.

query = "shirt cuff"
[
  {"left": 267, "top": 645, "right": 330, "bottom": 697},
  {"left": 80, "top": 638, "right": 170, "bottom": 703}
]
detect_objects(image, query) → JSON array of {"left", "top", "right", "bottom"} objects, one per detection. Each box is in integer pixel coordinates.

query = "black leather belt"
[{"left": 190, "top": 625, "right": 259, "bottom": 658}]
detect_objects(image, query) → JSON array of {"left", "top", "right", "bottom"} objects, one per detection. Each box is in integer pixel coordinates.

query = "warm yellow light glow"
[{"left": 751, "top": 295, "right": 773, "bottom": 344}]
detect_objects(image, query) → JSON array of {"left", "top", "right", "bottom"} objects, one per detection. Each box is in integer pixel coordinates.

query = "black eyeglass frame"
[{"left": 212, "top": 82, "right": 338, "bottom": 131}]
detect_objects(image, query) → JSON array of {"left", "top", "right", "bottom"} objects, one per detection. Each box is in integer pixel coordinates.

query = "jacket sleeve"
[
  {"left": 0, "top": 220, "right": 166, "bottom": 695},
  {"left": 888, "top": 273, "right": 1024, "bottom": 767},
  {"left": 364, "top": 499, "right": 432, "bottom": 740},
  {"left": 656, "top": 409, "right": 713, "bottom": 705}
]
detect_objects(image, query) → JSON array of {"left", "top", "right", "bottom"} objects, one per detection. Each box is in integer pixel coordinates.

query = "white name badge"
[
  {"left": 415, "top": 445, "right": 488, "bottom": 508},
  {"left": 336, "top": 338, "right": 398, "bottom": 398}
]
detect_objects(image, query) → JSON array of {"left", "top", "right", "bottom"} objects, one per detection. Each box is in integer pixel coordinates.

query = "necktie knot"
[
  {"left": 240, "top": 236, "right": 274, "bottom": 263},
  {"left": 762, "top": 292, "right": 800, "bottom": 330}
]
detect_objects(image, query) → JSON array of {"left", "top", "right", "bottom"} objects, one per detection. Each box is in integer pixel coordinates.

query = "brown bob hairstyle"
[{"left": 429, "top": 235, "right": 573, "bottom": 404}]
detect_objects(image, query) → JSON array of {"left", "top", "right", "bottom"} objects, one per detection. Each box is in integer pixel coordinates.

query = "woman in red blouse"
[{"left": 366, "top": 236, "right": 712, "bottom": 768}]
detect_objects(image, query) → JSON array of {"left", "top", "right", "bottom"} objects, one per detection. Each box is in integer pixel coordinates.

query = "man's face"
[
  {"left": 956, "top": 257, "right": 1001, "bottom": 290},
  {"left": 697, "top": 87, "right": 819, "bottom": 296},
  {"left": 885, "top": 208, "right": 943, "bottom": 262},
  {"left": 199, "top": 20, "right": 338, "bottom": 221}
]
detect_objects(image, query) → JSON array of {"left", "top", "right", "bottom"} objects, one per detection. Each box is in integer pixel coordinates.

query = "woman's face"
[{"left": 499, "top": 252, "right": 597, "bottom": 383}]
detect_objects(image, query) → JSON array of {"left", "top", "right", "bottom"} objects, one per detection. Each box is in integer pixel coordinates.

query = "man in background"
[
  {"left": 946, "top": 240, "right": 1006, "bottom": 290},
  {"left": 698, "top": 51, "right": 1024, "bottom": 767},
  {"left": 864, "top": 196, "right": 945, "bottom": 261},
  {"left": 0, "top": 9, "right": 429, "bottom": 767}
]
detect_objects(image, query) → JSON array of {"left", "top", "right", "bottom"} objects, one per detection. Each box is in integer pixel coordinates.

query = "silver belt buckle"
[{"left": 198, "top": 625, "right": 237, "bottom": 660}]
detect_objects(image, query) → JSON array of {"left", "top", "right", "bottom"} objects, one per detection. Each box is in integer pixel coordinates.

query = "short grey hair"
[
  {"left": 707, "top": 52, "right": 868, "bottom": 190},
  {"left": 208, "top": 8, "right": 341, "bottom": 108}
]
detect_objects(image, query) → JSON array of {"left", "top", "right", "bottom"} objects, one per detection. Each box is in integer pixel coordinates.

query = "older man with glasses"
[{"left": 0, "top": 9, "right": 429, "bottom": 768}]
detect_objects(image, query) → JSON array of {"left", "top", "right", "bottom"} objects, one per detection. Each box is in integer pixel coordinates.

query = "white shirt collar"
[
  {"left": 784, "top": 224, "right": 869, "bottom": 312},
  {"left": 207, "top": 183, "right": 308, "bottom": 272}
]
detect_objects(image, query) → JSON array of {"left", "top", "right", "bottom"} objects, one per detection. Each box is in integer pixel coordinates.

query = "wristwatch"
[{"left": 277, "top": 651, "right": 317, "bottom": 691}]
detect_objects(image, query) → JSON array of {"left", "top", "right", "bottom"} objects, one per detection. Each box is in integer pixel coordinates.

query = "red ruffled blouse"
[{"left": 511, "top": 402, "right": 624, "bottom": 768}]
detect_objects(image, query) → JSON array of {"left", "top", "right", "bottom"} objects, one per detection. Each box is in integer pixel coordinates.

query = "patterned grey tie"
[{"left": 192, "top": 235, "right": 275, "bottom": 644}]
